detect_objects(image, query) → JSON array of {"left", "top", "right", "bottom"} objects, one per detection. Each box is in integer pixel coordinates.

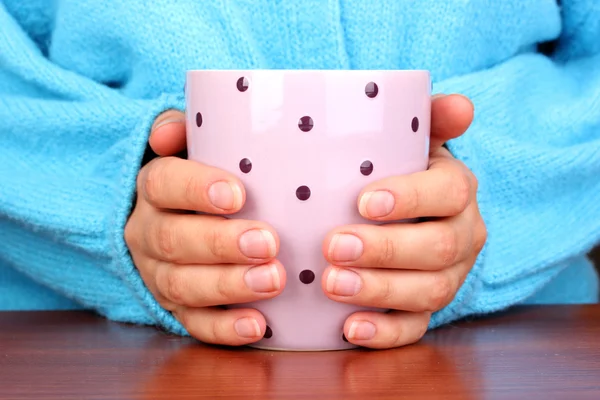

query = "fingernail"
[
  {"left": 432, "top": 93, "right": 446, "bottom": 99},
  {"left": 329, "top": 234, "right": 363, "bottom": 262},
  {"left": 153, "top": 117, "right": 185, "bottom": 131},
  {"left": 359, "top": 191, "right": 395, "bottom": 218},
  {"left": 239, "top": 229, "right": 276, "bottom": 259},
  {"left": 244, "top": 264, "right": 281, "bottom": 293},
  {"left": 326, "top": 268, "right": 361, "bottom": 296},
  {"left": 348, "top": 320, "right": 376, "bottom": 341},
  {"left": 234, "top": 317, "right": 261, "bottom": 338},
  {"left": 208, "top": 181, "right": 242, "bottom": 210}
]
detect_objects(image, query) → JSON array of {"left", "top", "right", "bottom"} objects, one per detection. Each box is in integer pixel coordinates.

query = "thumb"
[
  {"left": 149, "top": 109, "right": 187, "bottom": 156},
  {"left": 429, "top": 94, "right": 474, "bottom": 150}
]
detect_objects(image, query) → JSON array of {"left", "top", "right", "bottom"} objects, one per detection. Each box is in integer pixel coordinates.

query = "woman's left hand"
[{"left": 322, "top": 94, "right": 487, "bottom": 349}]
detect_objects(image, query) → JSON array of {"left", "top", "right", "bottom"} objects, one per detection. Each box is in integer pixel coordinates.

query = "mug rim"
[{"left": 186, "top": 69, "right": 430, "bottom": 74}]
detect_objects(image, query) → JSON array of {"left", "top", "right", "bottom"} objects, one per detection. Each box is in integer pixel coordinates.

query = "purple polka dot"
[
  {"left": 264, "top": 326, "right": 273, "bottom": 339},
  {"left": 360, "top": 160, "right": 373, "bottom": 176},
  {"left": 239, "top": 158, "right": 252, "bottom": 173},
  {"left": 411, "top": 117, "right": 419, "bottom": 132},
  {"left": 342, "top": 333, "right": 348, "bottom": 342},
  {"left": 298, "top": 116, "right": 314, "bottom": 132},
  {"left": 296, "top": 185, "right": 311, "bottom": 201},
  {"left": 299, "top": 270, "right": 315, "bottom": 284},
  {"left": 196, "top": 112, "right": 203, "bottom": 128},
  {"left": 237, "top": 77, "right": 249, "bottom": 92},
  {"left": 365, "top": 82, "right": 379, "bottom": 98}
]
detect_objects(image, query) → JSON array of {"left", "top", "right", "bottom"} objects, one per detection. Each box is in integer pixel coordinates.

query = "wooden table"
[{"left": 1, "top": 306, "right": 599, "bottom": 399}]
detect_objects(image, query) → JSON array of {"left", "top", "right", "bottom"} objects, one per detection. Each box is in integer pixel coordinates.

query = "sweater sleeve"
[
  {"left": 0, "top": 4, "right": 186, "bottom": 334},
  {"left": 430, "top": 0, "right": 600, "bottom": 327}
]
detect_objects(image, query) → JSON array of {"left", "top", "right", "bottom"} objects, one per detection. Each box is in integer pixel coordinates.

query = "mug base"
[{"left": 247, "top": 343, "right": 358, "bottom": 352}]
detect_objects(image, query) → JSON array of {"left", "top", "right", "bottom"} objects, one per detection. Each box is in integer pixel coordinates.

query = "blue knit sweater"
[{"left": 1, "top": 0, "right": 599, "bottom": 334}]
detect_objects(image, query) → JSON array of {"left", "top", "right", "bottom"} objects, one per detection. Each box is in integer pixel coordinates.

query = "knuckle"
[
  {"left": 474, "top": 221, "right": 488, "bottom": 253},
  {"left": 136, "top": 166, "right": 147, "bottom": 193},
  {"left": 470, "top": 171, "right": 479, "bottom": 192},
  {"left": 434, "top": 226, "right": 460, "bottom": 267},
  {"left": 391, "top": 329, "right": 405, "bottom": 348},
  {"left": 414, "top": 320, "right": 429, "bottom": 342},
  {"left": 124, "top": 219, "right": 138, "bottom": 249},
  {"left": 371, "top": 277, "right": 394, "bottom": 306},
  {"left": 210, "top": 317, "right": 228, "bottom": 344},
  {"left": 425, "top": 273, "right": 455, "bottom": 311},
  {"left": 450, "top": 173, "right": 471, "bottom": 214},
  {"left": 174, "top": 308, "right": 189, "bottom": 329},
  {"left": 213, "top": 270, "right": 234, "bottom": 301},
  {"left": 392, "top": 317, "right": 429, "bottom": 348},
  {"left": 403, "top": 183, "right": 421, "bottom": 217},
  {"left": 155, "top": 220, "right": 179, "bottom": 260},
  {"left": 157, "top": 298, "right": 177, "bottom": 312},
  {"left": 183, "top": 174, "right": 205, "bottom": 208},
  {"left": 164, "top": 268, "right": 187, "bottom": 304},
  {"left": 205, "top": 227, "right": 229, "bottom": 261},
  {"left": 141, "top": 161, "right": 165, "bottom": 205},
  {"left": 375, "top": 236, "right": 397, "bottom": 267}
]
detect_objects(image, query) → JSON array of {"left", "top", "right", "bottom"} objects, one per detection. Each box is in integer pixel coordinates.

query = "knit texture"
[{"left": 0, "top": 0, "right": 599, "bottom": 333}]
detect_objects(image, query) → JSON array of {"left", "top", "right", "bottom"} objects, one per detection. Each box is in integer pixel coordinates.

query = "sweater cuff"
[{"left": 109, "top": 92, "right": 188, "bottom": 336}]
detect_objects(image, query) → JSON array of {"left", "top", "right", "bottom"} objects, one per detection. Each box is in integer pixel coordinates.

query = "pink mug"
[{"left": 185, "top": 69, "right": 431, "bottom": 351}]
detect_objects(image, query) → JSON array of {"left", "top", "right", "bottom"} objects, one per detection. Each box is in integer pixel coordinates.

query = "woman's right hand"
[{"left": 125, "top": 111, "right": 286, "bottom": 346}]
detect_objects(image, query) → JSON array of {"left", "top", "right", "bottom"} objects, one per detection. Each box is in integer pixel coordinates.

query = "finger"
[
  {"left": 430, "top": 94, "right": 474, "bottom": 149},
  {"left": 149, "top": 109, "right": 186, "bottom": 156},
  {"left": 144, "top": 213, "right": 279, "bottom": 264},
  {"left": 139, "top": 157, "right": 245, "bottom": 213},
  {"left": 343, "top": 310, "right": 430, "bottom": 349},
  {"left": 125, "top": 251, "right": 182, "bottom": 312},
  {"left": 173, "top": 306, "right": 267, "bottom": 346},
  {"left": 155, "top": 260, "right": 286, "bottom": 308},
  {"left": 357, "top": 149, "right": 475, "bottom": 220},
  {"left": 323, "top": 215, "right": 473, "bottom": 270},
  {"left": 322, "top": 263, "right": 468, "bottom": 312}
]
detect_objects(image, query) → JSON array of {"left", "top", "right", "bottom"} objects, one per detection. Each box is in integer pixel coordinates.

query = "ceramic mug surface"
[{"left": 185, "top": 69, "right": 431, "bottom": 351}]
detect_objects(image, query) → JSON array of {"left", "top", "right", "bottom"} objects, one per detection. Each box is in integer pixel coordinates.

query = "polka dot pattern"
[
  {"left": 298, "top": 116, "right": 314, "bottom": 132},
  {"left": 365, "top": 82, "right": 378, "bottom": 98},
  {"left": 412, "top": 117, "right": 419, "bottom": 132},
  {"left": 190, "top": 75, "right": 427, "bottom": 348},
  {"left": 237, "top": 77, "right": 249, "bottom": 92},
  {"left": 299, "top": 270, "right": 315, "bottom": 284},
  {"left": 296, "top": 185, "right": 311, "bottom": 201},
  {"left": 360, "top": 160, "right": 373, "bottom": 176},
  {"left": 264, "top": 326, "right": 273, "bottom": 339},
  {"left": 239, "top": 158, "right": 252, "bottom": 173}
]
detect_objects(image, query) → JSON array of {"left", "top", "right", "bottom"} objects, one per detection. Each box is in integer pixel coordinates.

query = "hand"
[
  {"left": 125, "top": 111, "right": 286, "bottom": 346},
  {"left": 321, "top": 94, "right": 487, "bottom": 349}
]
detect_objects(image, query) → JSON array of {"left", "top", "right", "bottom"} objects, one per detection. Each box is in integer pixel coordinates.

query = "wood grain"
[{"left": 1, "top": 306, "right": 600, "bottom": 399}]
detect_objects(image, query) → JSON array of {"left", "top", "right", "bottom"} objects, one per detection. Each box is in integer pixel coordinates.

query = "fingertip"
[
  {"left": 321, "top": 229, "right": 338, "bottom": 260},
  {"left": 149, "top": 122, "right": 187, "bottom": 156},
  {"left": 180, "top": 307, "right": 268, "bottom": 346},
  {"left": 320, "top": 265, "right": 334, "bottom": 294},
  {"left": 431, "top": 93, "right": 475, "bottom": 142},
  {"left": 151, "top": 109, "right": 185, "bottom": 131},
  {"left": 150, "top": 110, "right": 187, "bottom": 156},
  {"left": 207, "top": 179, "right": 247, "bottom": 214},
  {"left": 445, "top": 94, "right": 475, "bottom": 129},
  {"left": 343, "top": 313, "right": 378, "bottom": 344},
  {"left": 269, "top": 259, "right": 288, "bottom": 292}
]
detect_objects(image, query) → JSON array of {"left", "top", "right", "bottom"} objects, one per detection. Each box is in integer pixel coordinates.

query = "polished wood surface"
[{"left": 1, "top": 306, "right": 600, "bottom": 399}]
